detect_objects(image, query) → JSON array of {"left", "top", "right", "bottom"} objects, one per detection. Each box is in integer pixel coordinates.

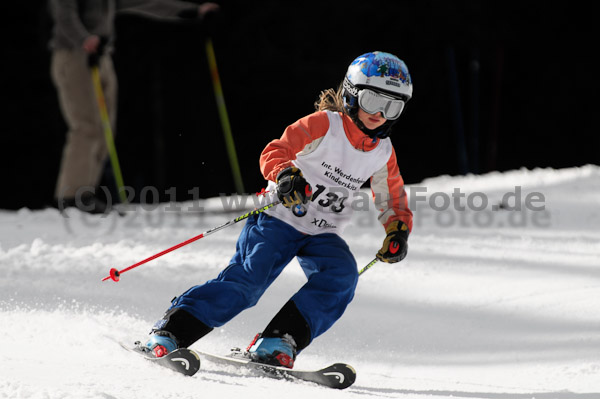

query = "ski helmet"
[{"left": 342, "top": 51, "right": 413, "bottom": 139}]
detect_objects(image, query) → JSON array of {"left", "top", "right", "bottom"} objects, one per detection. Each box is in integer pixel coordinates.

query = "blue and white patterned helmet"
[
  {"left": 344, "top": 51, "right": 413, "bottom": 101},
  {"left": 341, "top": 51, "right": 412, "bottom": 139}
]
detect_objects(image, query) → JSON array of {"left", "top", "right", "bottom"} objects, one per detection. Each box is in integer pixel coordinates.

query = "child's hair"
[{"left": 314, "top": 83, "right": 345, "bottom": 113}]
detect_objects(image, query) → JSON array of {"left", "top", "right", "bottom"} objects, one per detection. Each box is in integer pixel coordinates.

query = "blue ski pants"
[{"left": 171, "top": 213, "right": 359, "bottom": 344}]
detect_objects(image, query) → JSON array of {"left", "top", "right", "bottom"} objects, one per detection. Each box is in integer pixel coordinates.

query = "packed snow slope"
[{"left": 1, "top": 165, "right": 600, "bottom": 399}]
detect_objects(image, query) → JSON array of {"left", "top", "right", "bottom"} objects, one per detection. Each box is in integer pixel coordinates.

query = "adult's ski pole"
[
  {"left": 102, "top": 200, "right": 280, "bottom": 282},
  {"left": 89, "top": 50, "right": 128, "bottom": 204},
  {"left": 205, "top": 37, "right": 244, "bottom": 194}
]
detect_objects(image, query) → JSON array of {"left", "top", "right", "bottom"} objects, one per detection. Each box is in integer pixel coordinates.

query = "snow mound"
[{"left": 1, "top": 166, "right": 599, "bottom": 398}]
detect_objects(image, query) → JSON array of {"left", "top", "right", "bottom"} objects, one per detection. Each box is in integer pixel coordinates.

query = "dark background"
[{"left": 3, "top": 1, "right": 597, "bottom": 209}]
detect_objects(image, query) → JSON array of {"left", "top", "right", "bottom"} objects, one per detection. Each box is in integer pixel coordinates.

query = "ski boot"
[
  {"left": 247, "top": 333, "right": 297, "bottom": 368},
  {"left": 143, "top": 330, "right": 178, "bottom": 358}
]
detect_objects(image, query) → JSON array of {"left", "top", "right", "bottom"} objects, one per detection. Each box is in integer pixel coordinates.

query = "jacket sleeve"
[
  {"left": 370, "top": 146, "right": 413, "bottom": 233},
  {"left": 117, "top": 0, "right": 201, "bottom": 20},
  {"left": 49, "top": 0, "right": 91, "bottom": 48},
  {"left": 260, "top": 111, "right": 330, "bottom": 182}
]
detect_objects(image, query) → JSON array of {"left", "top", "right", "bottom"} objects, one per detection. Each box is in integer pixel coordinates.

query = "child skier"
[{"left": 143, "top": 51, "right": 414, "bottom": 368}]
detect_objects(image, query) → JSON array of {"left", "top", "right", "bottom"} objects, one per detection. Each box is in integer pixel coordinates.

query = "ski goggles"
[{"left": 357, "top": 89, "right": 405, "bottom": 120}]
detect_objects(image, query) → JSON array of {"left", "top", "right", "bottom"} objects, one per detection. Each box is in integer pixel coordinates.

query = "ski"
[
  {"left": 118, "top": 342, "right": 355, "bottom": 388},
  {"left": 197, "top": 349, "right": 356, "bottom": 389},
  {"left": 119, "top": 342, "right": 201, "bottom": 377}
]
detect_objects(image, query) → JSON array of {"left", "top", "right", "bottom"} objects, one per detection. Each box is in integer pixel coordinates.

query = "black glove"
[
  {"left": 376, "top": 221, "right": 409, "bottom": 263},
  {"left": 276, "top": 167, "right": 312, "bottom": 208}
]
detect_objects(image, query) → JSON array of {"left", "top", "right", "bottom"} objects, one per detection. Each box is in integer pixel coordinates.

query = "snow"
[{"left": 1, "top": 165, "right": 600, "bottom": 399}]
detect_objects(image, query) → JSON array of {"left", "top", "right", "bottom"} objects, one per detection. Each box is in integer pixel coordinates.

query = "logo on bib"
[{"left": 311, "top": 218, "right": 337, "bottom": 229}]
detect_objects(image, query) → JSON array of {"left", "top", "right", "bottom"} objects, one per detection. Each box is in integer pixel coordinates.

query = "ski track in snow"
[{"left": 1, "top": 165, "right": 600, "bottom": 398}]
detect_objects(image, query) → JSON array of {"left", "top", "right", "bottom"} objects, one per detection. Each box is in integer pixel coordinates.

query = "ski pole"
[
  {"left": 89, "top": 54, "right": 128, "bottom": 204},
  {"left": 358, "top": 258, "right": 378, "bottom": 276},
  {"left": 102, "top": 200, "right": 280, "bottom": 282},
  {"left": 205, "top": 37, "right": 244, "bottom": 194}
]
